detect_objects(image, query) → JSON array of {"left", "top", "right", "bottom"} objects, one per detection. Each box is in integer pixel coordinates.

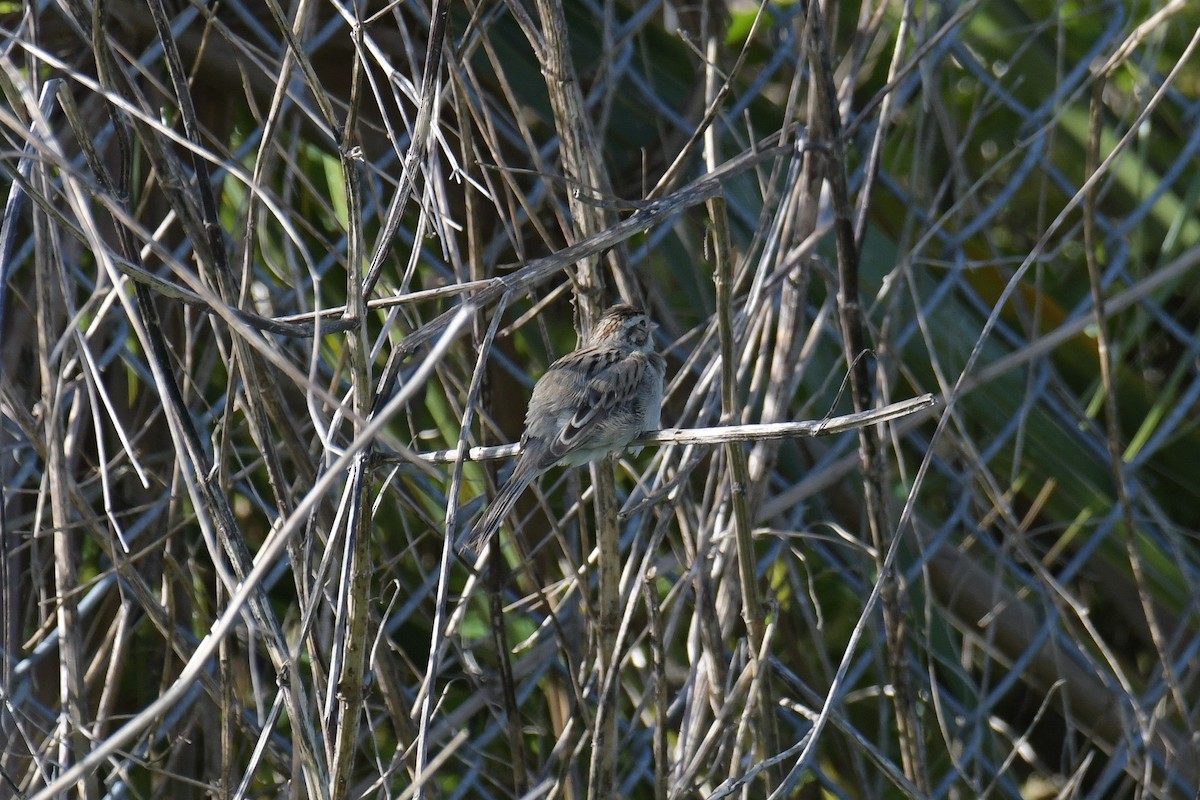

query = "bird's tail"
[{"left": 463, "top": 464, "right": 538, "bottom": 553}]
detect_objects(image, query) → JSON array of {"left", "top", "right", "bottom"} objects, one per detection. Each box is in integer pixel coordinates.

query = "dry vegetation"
[{"left": 2, "top": 0, "right": 1200, "bottom": 798}]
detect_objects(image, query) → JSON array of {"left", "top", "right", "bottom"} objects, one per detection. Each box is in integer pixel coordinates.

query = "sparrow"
[{"left": 464, "top": 304, "right": 666, "bottom": 553}]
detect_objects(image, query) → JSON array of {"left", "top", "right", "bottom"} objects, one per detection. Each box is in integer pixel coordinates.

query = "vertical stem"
[
  {"left": 587, "top": 461, "right": 621, "bottom": 800},
  {"left": 524, "top": 0, "right": 623, "bottom": 794},
  {"left": 703, "top": 20, "right": 780, "bottom": 790},
  {"left": 35, "top": 157, "right": 98, "bottom": 800},
  {"left": 804, "top": 2, "right": 928, "bottom": 791},
  {"left": 642, "top": 569, "right": 669, "bottom": 800},
  {"left": 530, "top": 0, "right": 626, "bottom": 314},
  {"left": 331, "top": 17, "right": 372, "bottom": 800},
  {"left": 708, "top": 193, "right": 780, "bottom": 790}
]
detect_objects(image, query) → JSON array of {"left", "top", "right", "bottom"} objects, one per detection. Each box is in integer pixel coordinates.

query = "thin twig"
[{"left": 403, "top": 395, "right": 937, "bottom": 466}]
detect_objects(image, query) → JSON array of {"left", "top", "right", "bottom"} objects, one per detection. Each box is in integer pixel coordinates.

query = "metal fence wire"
[{"left": 2, "top": 0, "right": 1199, "bottom": 798}]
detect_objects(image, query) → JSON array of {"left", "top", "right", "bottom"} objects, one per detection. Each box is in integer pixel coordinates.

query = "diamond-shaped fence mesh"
[{"left": 2, "top": 1, "right": 1198, "bottom": 798}]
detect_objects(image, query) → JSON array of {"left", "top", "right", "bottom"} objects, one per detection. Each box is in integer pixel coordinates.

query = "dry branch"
[{"left": 405, "top": 394, "right": 938, "bottom": 466}]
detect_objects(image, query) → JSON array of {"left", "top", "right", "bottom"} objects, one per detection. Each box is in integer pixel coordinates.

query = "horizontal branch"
[{"left": 394, "top": 393, "right": 938, "bottom": 466}]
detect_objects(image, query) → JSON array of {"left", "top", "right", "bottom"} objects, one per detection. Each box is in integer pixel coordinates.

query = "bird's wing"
[{"left": 548, "top": 351, "right": 648, "bottom": 461}]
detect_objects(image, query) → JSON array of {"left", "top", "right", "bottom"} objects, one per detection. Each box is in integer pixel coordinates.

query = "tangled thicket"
[{"left": 3, "top": 1, "right": 1199, "bottom": 798}]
